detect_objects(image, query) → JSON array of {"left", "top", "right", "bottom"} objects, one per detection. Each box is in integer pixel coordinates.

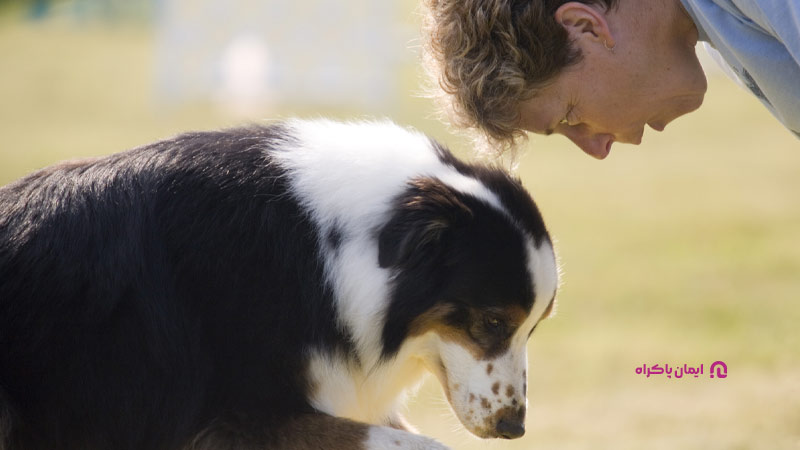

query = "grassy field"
[{"left": 1, "top": 6, "right": 799, "bottom": 449}]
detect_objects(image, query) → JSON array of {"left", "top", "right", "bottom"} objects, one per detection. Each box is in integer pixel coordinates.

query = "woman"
[{"left": 421, "top": 0, "right": 800, "bottom": 158}]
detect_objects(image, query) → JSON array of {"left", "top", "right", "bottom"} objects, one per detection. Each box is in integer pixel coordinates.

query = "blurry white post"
[
  {"left": 154, "top": 0, "right": 408, "bottom": 116},
  {"left": 217, "top": 33, "right": 274, "bottom": 116}
]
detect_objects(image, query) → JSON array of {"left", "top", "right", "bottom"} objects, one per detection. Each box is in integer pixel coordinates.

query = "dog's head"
[{"left": 378, "top": 174, "right": 557, "bottom": 439}]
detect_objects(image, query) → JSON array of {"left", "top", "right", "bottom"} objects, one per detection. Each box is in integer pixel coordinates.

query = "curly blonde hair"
[{"left": 421, "top": 0, "right": 618, "bottom": 153}]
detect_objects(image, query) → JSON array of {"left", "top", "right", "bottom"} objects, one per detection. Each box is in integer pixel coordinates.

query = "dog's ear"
[{"left": 378, "top": 178, "right": 473, "bottom": 269}]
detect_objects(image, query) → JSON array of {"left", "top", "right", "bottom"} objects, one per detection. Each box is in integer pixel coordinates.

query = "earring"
[{"left": 604, "top": 40, "right": 616, "bottom": 52}]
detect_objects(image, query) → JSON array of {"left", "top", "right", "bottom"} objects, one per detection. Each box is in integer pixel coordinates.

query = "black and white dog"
[{"left": 0, "top": 119, "right": 558, "bottom": 450}]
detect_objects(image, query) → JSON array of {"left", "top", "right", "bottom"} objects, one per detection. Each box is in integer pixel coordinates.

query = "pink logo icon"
[{"left": 709, "top": 361, "right": 728, "bottom": 379}]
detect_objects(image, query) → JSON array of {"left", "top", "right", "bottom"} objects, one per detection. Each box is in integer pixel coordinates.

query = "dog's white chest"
[{"left": 306, "top": 350, "right": 428, "bottom": 424}]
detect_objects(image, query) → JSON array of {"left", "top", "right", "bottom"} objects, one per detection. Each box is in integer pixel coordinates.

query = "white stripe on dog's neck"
[{"left": 271, "top": 119, "right": 508, "bottom": 370}]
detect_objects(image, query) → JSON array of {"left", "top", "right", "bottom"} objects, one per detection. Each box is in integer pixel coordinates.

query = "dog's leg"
[
  {"left": 281, "top": 414, "right": 449, "bottom": 450},
  {"left": 275, "top": 414, "right": 447, "bottom": 450},
  {"left": 360, "top": 424, "right": 449, "bottom": 450},
  {"left": 187, "top": 413, "right": 449, "bottom": 450}
]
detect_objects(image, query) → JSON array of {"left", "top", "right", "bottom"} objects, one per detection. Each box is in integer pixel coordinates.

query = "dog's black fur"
[{"left": 2, "top": 126, "right": 352, "bottom": 449}]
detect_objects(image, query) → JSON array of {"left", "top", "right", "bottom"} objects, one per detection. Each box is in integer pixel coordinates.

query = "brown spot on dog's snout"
[
  {"left": 522, "top": 370, "right": 527, "bottom": 396},
  {"left": 486, "top": 363, "right": 494, "bottom": 375},
  {"left": 491, "top": 382, "right": 500, "bottom": 395},
  {"left": 480, "top": 397, "right": 491, "bottom": 410},
  {"left": 506, "top": 385, "right": 515, "bottom": 398}
]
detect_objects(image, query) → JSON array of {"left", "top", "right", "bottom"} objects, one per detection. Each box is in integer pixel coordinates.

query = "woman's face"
[{"left": 518, "top": 0, "right": 707, "bottom": 159}]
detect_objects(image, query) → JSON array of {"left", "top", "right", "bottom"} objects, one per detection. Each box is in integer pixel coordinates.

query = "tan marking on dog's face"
[
  {"left": 406, "top": 303, "right": 472, "bottom": 349},
  {"left": 407, "top": 303, "right": 529, "bottom": 361}
]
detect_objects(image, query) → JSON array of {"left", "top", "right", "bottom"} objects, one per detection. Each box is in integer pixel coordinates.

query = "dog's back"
[{"left": 0, "top": 124, "right": 345, "bottom": 449}]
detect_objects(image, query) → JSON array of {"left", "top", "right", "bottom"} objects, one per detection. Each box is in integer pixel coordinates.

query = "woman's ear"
[{"left": 555, "top": 2, "right": 614, "bottom": 49}]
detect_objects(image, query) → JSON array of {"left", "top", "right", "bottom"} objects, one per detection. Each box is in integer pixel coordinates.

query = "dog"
[{"left": 0, "top": 119, "right": 558, "bottom": 450}]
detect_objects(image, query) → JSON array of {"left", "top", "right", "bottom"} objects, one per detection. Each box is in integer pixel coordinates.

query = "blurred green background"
[{"left": 1, "top": 1, "right": 798, "bottom": 449}]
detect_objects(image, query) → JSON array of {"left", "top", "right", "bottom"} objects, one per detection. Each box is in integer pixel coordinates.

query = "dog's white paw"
[{"left": 364, "top": 426, "right": 450, "bottom": 450}]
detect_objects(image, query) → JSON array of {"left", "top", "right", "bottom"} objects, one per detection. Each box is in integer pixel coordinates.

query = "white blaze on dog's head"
[{"left": 377, "top": 170, "right": 558, "bottom": 440}]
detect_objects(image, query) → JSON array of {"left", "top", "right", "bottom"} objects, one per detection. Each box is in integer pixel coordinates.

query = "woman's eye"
[{"left": 560, "top": 103, "right": 577, "bottom": 126}]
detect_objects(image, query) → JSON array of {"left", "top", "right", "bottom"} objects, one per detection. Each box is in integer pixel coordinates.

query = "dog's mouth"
[
  {"left": 430, "top": 357, "right": 528, "bottom": 440},
  {"left": 445, "top": 386, "right": 527, "bottom": 440},
  {"left": 433, "top": 357, "right": 451, "bottom": 401}
]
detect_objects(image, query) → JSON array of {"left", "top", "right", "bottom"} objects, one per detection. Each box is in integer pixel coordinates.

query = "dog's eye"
[{"left": 484, "top": 316, "right": 506, "bottom": 335}]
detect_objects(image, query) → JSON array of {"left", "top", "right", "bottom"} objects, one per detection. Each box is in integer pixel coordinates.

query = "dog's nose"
[
  {"left": 494, "top": 405, "right": 526, "bottom": 439},
  {"left": 495, "top": 418, "right": 525, "bottom": 439}
]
